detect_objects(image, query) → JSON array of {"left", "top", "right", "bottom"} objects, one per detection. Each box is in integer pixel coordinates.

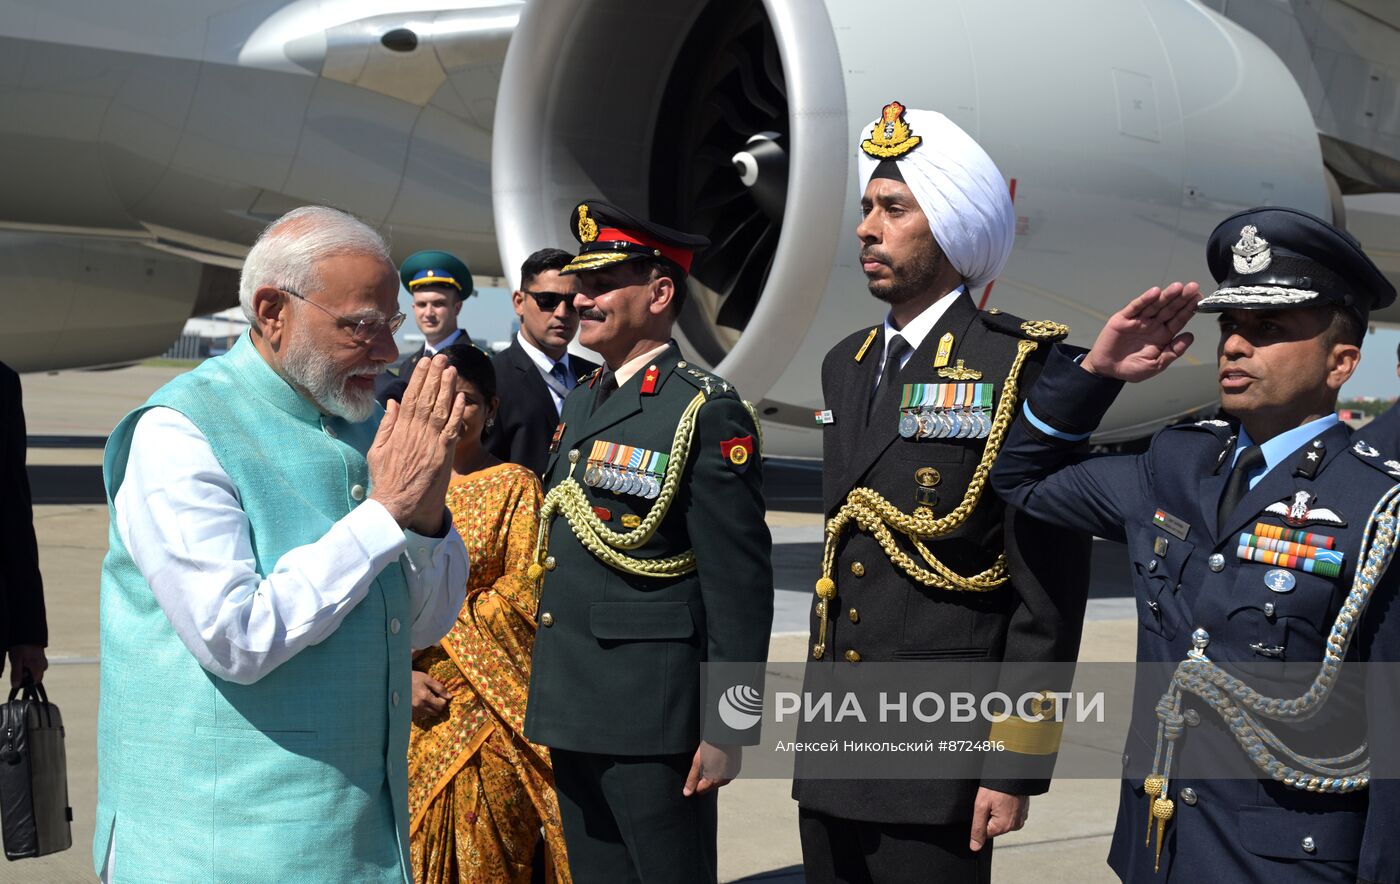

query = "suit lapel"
[
  {"left": 509, "top": 340, "right": 556, "bottom": 418},
  {"left": 833, "top": 296, "right": 980, "bottom": 503}
]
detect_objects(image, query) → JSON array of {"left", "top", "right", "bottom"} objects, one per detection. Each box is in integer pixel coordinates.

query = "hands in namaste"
[
  {"left": 1080, "top": 282, "right": 1202, "bottom": 383},
  {"left": 368, "top": 354, "right": 466, "bottom": 535}
]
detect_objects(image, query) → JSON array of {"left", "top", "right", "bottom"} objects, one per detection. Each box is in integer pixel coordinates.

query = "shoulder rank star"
[{"left": 1264, "top": 490, "right": 1346, "bottom": 529}]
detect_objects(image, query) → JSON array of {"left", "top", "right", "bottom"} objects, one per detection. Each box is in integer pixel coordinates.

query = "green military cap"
[{"left": 399, "top": 250, "right": 474, "bottom": 297}]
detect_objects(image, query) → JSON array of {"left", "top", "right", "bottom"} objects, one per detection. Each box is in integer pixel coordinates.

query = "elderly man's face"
[
  {"left": 857, "top": 178, "right": 944, "bottom": 304},
  {"left": 282, "top": 253, "right": 400, "bottom": 421}
]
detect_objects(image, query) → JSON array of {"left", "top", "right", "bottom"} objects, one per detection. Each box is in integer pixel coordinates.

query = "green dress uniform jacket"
[
  {"left": 524, "top": 343, "right": 774, "bottom": 755},
  {"left": 793, "top": 294, "right": 1092, "bottom": 825}
]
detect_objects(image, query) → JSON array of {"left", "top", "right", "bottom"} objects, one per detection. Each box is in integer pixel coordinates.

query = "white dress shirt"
[
  {"left": 424, "top": 328, "right": 466, "bottom": 355},
  {"left": 112, "top": 407, "right": 468, "bottom": 686},
  {"left": 872, "top": 286, "right": 967, "bottom": 391},
  {"left": 516, "top": 331, "right": 576, "bottom": 415}
]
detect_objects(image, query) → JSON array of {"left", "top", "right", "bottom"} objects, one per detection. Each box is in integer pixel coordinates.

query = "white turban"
[{"left": 855, "top": 106, "right": 1014, "bottom": 289}]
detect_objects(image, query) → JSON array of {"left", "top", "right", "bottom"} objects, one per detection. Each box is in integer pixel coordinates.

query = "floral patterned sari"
[{"left": 408, "top": 463, "right": 571, "bottom": 883}]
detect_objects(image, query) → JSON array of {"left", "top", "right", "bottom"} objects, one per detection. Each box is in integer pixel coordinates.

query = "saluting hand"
[
  {"left": 368, "top": 354, "right": 466, "bottom": 535},
  {"left": 1080, "top": 282, "right": 1201, "bottom": 383}
]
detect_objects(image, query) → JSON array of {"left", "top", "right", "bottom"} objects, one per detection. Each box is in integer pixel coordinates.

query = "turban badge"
[{"left": 861, "top": 101, "right": 922, "bottom": 159}]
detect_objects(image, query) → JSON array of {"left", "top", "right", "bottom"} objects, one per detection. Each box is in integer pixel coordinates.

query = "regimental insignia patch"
[
  {"left": 1231, "top": 224, "right": 1271, "bottom": 275},
  {"left": 933, "top": 332, "right": 954, "bottom": 368},
  {"left": 721, "top": 435, "right": 755, "bottom": 472},
  {"left": 640, "top": 364, "right": 660, "bottom": 395},
  {"left": 861, "top": 100, "right": 922, "bottom": 159},
  {"left": 577, "top": 204, "right": 599, "bottom": 243},
  {"left": 1263, "top": 490, "right": 1346, "bottom": 528}
]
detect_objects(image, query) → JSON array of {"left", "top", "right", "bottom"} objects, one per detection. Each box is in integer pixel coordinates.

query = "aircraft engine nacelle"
[{"left": 493, "top": 0, "right": 1329, "bottom": 452}]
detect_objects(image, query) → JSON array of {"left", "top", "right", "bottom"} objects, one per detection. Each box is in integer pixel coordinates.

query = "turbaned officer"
[
  {"left": 523, "top": 201, "right": 774, "bottom": 884},
  {"left": 991, "top": 207, "right": 1400, "bottom": 882},
  {"left": 793, "top": 101, "right": 1092, "bottom": 883}
]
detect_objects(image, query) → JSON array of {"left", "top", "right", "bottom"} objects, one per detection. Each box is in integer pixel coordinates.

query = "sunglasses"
[{"left": 523, "top": 290, "right": 577, "bottom": 313}]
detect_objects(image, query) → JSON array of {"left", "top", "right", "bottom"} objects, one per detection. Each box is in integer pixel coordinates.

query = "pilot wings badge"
[
  {"left": 1231, "top": 225, "right": 1272, "bottom": 275},
  {"left": 1264, "top": 490, "right": 1346, "bottom": 528}
]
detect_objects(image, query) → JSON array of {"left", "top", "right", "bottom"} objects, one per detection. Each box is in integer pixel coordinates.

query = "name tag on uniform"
[
  {"left": 814, "top": 409, "right": 835, "bottom": 426},
  {"left": 1152, "top": 508, "right": 1190, "bottom": 540}
]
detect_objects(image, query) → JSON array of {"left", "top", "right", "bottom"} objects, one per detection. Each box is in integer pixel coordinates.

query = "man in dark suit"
[
  {"left": 524, "top": 201, "right": 773, "bottom": 883},
  {"left": 794, "top": 103, "right": 1090, "bottom": 883},
  {"left": 375, "top": 249, "right": 474, "bottom": 404},
  {"left": 486, "top": 248, "right": 598, "bottom": 475},
  {"left": 1, "top": 360, "right": 47, "bottom": 687},
  {"left": 993, "top": 207, "right": 1400, "bottom": 882}
]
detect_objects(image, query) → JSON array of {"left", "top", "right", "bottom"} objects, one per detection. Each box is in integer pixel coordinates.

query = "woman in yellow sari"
[{"left": 408, "top": 344, "right": 570, "bottom": 883}]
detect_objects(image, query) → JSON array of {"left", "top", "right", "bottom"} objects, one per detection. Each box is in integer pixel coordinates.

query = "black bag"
[{"left": 0, "top": 678, "right": 72, "bottom": 860}]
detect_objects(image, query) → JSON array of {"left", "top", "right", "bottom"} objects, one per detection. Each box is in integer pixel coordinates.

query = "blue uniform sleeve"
[{"left": 990, "top": 344, "right": 1144, "bottom": 543}]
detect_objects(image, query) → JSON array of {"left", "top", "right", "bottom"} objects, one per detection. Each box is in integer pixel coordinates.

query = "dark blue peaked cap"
[{"left": 1197, "top": 206, "right": 1394, "bottom": 320}]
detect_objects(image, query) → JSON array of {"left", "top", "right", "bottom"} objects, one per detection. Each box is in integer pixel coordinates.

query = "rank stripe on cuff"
[
  {"left": 987, "top": 717, "right": 1065, "bottom": 756},
  {"left": 1023, "top": 402, "right": 1092, "bottom": 442}
]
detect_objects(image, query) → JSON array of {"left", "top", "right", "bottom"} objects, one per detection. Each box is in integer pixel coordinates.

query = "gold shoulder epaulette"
[{"left": 1020, "top": 320, "right": 1070, "bottom": 342}]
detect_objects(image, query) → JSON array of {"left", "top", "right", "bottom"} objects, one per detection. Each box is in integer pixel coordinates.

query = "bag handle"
[{"left": 6, "top": 675, "right": 53, "bottom": 727}]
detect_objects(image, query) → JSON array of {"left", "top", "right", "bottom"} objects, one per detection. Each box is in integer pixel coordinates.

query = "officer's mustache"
[
  {"left": 860, "top": 247, "right": 891, "bottom": 267},
  {"left": 580, "top": 307, "right": 606, "bottom": 321}
]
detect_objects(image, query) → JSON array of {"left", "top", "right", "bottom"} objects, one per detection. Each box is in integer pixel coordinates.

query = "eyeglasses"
[
  {"left": 523, "top": 290, "right": 578, "bottom": 313},
  {"left": 283, "top": 289, "right": 405, "bottom": 343}
]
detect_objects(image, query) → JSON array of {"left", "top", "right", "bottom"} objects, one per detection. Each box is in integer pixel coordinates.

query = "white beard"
[{"left": 282, "top": 337, "right": 381, "bottom": 423}]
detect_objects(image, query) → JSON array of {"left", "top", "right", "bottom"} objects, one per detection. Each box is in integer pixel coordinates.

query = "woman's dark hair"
[{"left": 437, "top": 343, "right": 497, "bottom": 400}]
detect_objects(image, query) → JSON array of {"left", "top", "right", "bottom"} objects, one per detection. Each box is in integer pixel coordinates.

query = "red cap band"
[{"left": 595, "top": 227, "right": 694, "bottom": 273}]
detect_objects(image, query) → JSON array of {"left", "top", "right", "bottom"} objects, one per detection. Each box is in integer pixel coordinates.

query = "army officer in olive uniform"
[
  {"left": 992, "top": 207, "right": 1400, "bottom": 882},
  {"left": 794, "top": 102, "right": 1092, "bottom": 884},
  {"left": 524, "top": 201, "right": 774, "bottom": 884}
]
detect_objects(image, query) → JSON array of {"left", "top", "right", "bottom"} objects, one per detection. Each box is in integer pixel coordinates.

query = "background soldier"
[
  {"left": 524, "top": 201, "right": 773, "bottom": 884},
  {"left": 992, "top": 207, "right": 1400, "bottom": 881},
  {"left": 794, "top": 103, "right": 1091, "bottom": 883},
  {"left": 376, "top": 249, "right": 474, "bottom": 404}
]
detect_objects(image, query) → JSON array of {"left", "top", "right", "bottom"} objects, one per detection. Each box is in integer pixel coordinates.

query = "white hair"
[{"left": 238, "top": 205, "right": 392, "bottom": 323}]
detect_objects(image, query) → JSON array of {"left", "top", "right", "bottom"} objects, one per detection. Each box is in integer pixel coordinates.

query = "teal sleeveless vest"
[{"left": 94, "top": 334, "right": 414, "bottom": 882}]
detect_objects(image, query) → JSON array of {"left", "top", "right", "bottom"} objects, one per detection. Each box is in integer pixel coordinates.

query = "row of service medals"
[
  {"left": 583, "top": 440, "right": 670, "bottom": 499},
  {"left": 898, "top": 383, "right": 994, "bottom": 440}
]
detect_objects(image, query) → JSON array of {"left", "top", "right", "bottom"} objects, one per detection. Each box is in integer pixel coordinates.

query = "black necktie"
[
  {"left": 868, "top": 335, "right": 912, "bottom": 423},
  {"left": 592, "top": 369, "right": 617, "bottom": 414},
  {"left": 1218, "top": 445, "right": 1266, "bottom": 528}
]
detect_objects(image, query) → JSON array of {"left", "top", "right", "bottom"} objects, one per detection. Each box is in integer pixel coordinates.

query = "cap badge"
[
  {"left": 1231, "top": 224, "right": 1272, "bottom": 275},
  {"left": 861, "top": 101, "right": 922, "bottom": 159},
  {"left": 577, "top": 205, "right": 599, "bottom": 244}
]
